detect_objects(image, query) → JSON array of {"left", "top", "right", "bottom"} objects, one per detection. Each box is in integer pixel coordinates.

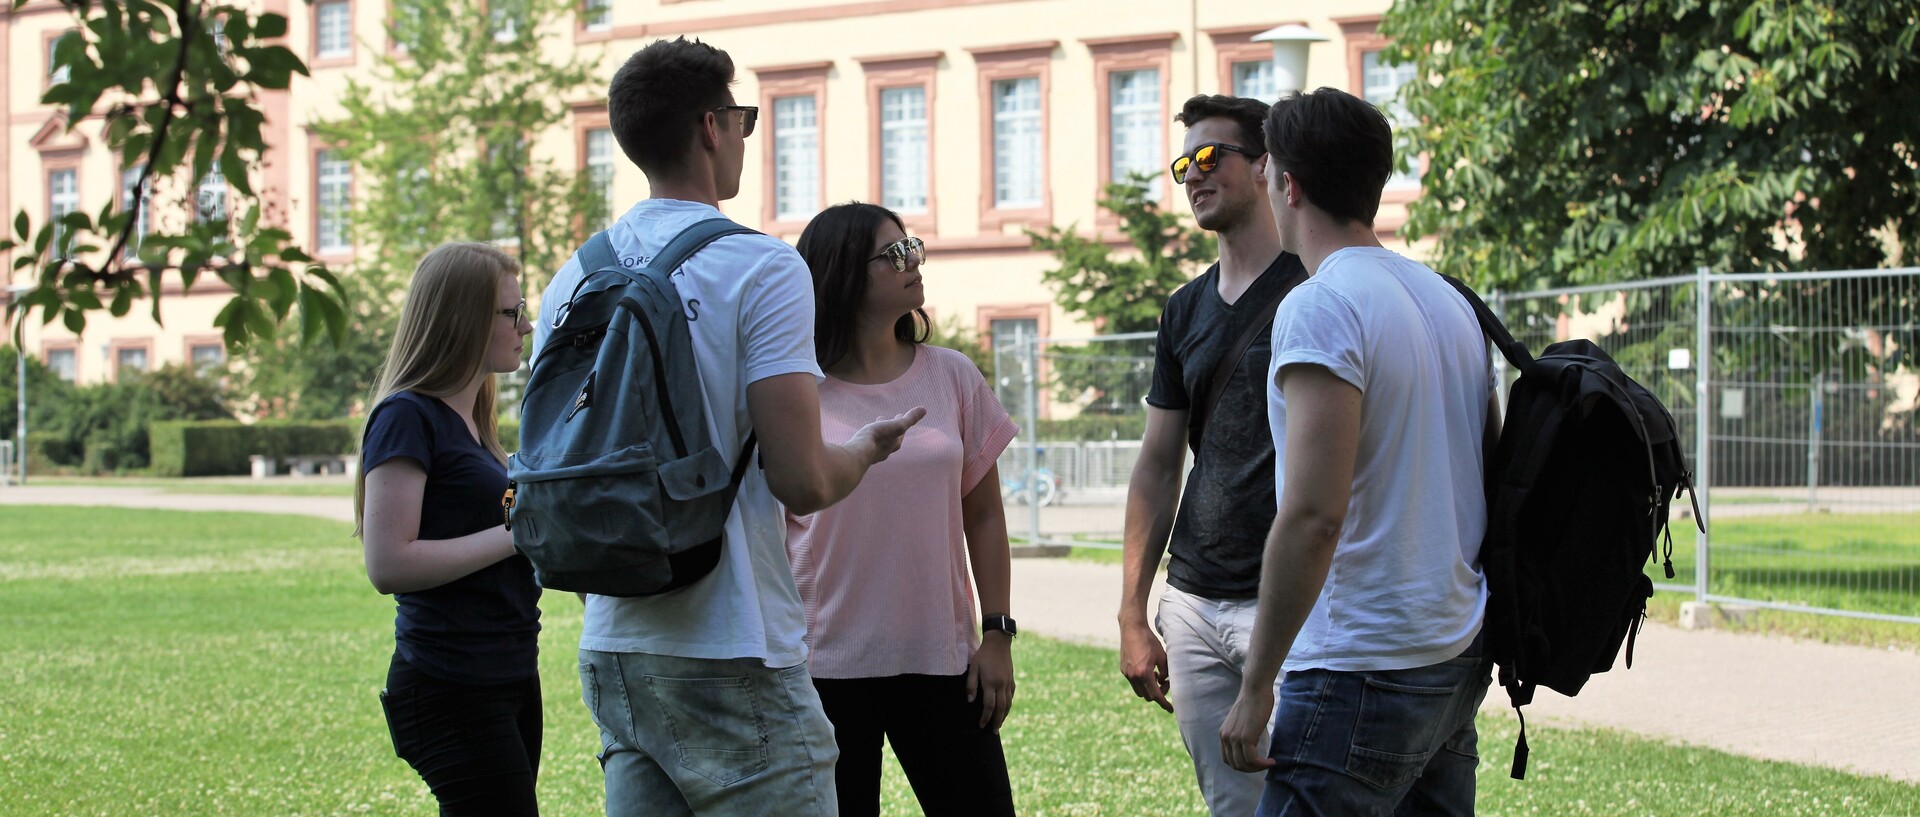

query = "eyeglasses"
[
  {"left": 867, "top": 236, "right": 926, "bottom": 273},
  {"left": 713, "top": 105, "right": 759, "bottom": 138},
  {"left": 1170, "top": 143, "right": 1262, "bottom": 184},
  {"left": 498, "top": 300, "right": 527, "bottom": 322}
]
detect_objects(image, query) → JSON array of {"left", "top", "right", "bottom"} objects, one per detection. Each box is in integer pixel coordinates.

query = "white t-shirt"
[
  {"left": 1266, "top": 246, "right": 1490, "bottom": 673},
  {"left": 535, "top": 199, "right": 823, "bottom": 668}
]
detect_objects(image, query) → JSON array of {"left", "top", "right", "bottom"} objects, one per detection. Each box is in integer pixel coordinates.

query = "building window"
[
  {"left": 121, "top": 164, "right": 151, "bottom": 260},
  {"left": 48, "top": 168, "right": 78, "bottom": 257},
  {"left": 46, "top": 348, "right": 77, "bottom": 382},
  {"left": 991, "top": 78, "right": 1042, "bottom": 209},
  {"left": 1108, "top": 69, "right": 1162, "bottom": 200},
  {"left": 48, "top": 31, "right": 75, "bottom": 84},
  {"left": 190, "top": 343, "right": 225, "bottom": 372},
  {"left": 116, "top": 346, "right": 149, "bottom": 378},
  {"left": 491, "top": 0, "right": 523, "bottom": 43},
  {"left": 196, "top": 172, "right": 228, "bottom": 223},
  {"left": 773, "top": 95, "right": 820, "bottom": 222},
  {"left": 582, "top": 0, "right": 610, "bottom": 30},
  {"left": 879, "top": 87, "right": 929, "bottom": 214},
  {"left": 316, "top": 1, "right": 351, "bottom": 58},
  {"left": 211, "top": 16, "right": 229, "bottom": 57},
  {"left": 586, "top": 128, "right": 614, "bottom": 222},
  {"left": 1362, "top": 50, "right": 1421, "bottom": 189},
  {"left": 317, "top": 150, "right": 352, "bottom": 254},
  {"left": 1232, "top": 60, "right": 1276, "bottom": 101}
]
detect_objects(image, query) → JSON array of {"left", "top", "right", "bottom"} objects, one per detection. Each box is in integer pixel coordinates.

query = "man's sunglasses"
[
  {"left": 714, "top": 105, "right": 759, "bottom": 138},
  {"left": 868, "top": 236, "right": 926, "bottom": 273},
  {"left": 1170, "top": 143, "right": 1262, "bottom": 184}
]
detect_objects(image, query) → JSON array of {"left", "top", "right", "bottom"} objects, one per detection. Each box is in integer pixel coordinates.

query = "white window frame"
[
  {"left": 47, "top": 348, "right": 77, "bottom": 382},
  {"left": 1362, "top": 50, "right": 1422, "bottom": 189},
  {"left": 49, "top": 168, "right": 79, "bottom": 257},
  {"left": 196, "top": 171, "right": 228, "bottom": 223},
  {"left": 879, "top": 86, "right": 929, "bottom": 214},
  {"left": 116, "top": 346, "right": 149, "bottom": 375},
  {"left": 317, "top": 150, "right": 352, "bottom": 254},
  {"left": 586, "top": 128, "right": 615, "bottom": 222},
  {"left": 1108, "top": 68, "right": 1162, "bottom": 200},
  {"left": 991, "top": 77, "right": 1042, "bottom": 209},
  {"left": 1232, "top": 60, "right": 1276, "bottom": 102},
  {"left": 316, "top": 1, "right": 352, "bottom": 58},
  {"left": 49, "top": 32, "right": 74, "bottom": 84},
  {"left": 582, "top": 0, "right": 611, "bottom": 31},
  {"left": 121, "top": 164, "right": 151, "bottom": 260},
  {"left": 772, "top": 95, "right": 820, "bottom": 222}
]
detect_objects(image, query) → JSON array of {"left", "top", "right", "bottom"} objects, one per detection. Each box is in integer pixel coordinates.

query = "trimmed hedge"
[
  {"left": 150, "top": 421, "right": 357, "bottom": 477},
  {"left": 151, "top": 416, "right": 520, "bottom": 477}
]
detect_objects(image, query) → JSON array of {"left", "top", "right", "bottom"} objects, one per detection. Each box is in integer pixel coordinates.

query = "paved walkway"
[{"left": 5, "top": 484, "right": 1918, "bottom": 783}]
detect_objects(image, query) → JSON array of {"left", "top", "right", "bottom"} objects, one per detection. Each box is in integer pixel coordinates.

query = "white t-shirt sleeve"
[
  {"left": 738, "top": 246, "right": 826, "bottom": 385},
  {"left": 1272, "top": 284, "right": 1366, "bottom": 393}
]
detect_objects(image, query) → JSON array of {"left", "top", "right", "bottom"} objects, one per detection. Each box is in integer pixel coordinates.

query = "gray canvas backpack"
[{"left": 505, "top": 218, "right": 757, "bottom": 596}]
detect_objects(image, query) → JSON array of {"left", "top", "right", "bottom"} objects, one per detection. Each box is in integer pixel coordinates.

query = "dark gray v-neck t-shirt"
[{"left": 1145, "top": 253, "right": 1307, "bottom": 599}]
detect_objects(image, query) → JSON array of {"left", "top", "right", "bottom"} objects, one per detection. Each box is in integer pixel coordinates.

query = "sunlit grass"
[{"left": 1, "top": 506, "right": 1913, "bottom": 816}]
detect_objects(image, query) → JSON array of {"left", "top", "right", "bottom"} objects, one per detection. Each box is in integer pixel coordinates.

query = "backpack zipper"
[{"left": 566, "top": 371, "right": 595, "bottom": 421}]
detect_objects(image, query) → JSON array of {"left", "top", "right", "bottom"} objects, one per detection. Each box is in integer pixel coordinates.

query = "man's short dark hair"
[
  {"left": 607, "top": 38, "right": 735, "bottom": 175},
  {"left": 1176, "top": 94, "right": 1270, "bottom": 150},
  {"left": 1262, "top": 87, "right": 1394, "bottom": 227}
]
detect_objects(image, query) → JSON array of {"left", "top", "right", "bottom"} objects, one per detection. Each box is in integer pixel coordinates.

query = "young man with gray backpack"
[{"left": 515, "top": 38, "right": 921, "bottom": 816}]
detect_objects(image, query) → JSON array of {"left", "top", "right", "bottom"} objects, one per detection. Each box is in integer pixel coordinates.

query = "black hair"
[
  {"left": 1262, "top": 87, "right": 1394, "bottom": 226},
  {"left": 796, "top": 202, "right": 930, "bottom": 370},
  {"left": 607, "top": 37, "right": 735, "bottom": 176},
  {"left": 1176, "top": 94, "right": 1271, "bottom": 151}
]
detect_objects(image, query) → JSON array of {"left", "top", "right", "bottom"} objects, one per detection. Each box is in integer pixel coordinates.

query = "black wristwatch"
[{"left": 983, "top": 614, "right": 1018, "bottom": 638}]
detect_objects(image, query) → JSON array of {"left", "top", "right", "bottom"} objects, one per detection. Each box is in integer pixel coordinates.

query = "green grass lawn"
[{"left": 1, "top": 505, "right": 1916, "bottom": 816}]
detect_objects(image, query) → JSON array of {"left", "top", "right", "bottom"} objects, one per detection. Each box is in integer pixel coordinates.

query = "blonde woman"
[{"left": 355, "top": 242, "right": 541, "bottom": 816}]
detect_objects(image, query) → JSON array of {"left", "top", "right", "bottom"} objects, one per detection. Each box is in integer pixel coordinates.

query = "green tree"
[
  {"left": 231, "top": 0, "right": 605, "bottom": 418},
  {"left": 1025, "top": 174, "right": 1212, "bottom": 413},
  {"left": 2, "top": 1, "right": 346, "bottom": 350},
  {"left": 1026, "top": 173, "right": 1215, "bottom": 334},
  {"left": 1383, "top": 0, "right": 1920, "bottom": 289}
]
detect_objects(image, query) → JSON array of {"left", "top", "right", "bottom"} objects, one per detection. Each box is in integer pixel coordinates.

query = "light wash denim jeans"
[
  {"left": 579, "top": 649, "right": 838, "bottom": 817},
  {"left": 1256, "top": 631, "right": 1492, "bottom": 817},
  {"left": 1157, "top": 585, "right": 1283, "bottom": 817}
]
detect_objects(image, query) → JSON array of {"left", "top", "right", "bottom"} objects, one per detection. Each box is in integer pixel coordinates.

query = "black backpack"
[
  {"left": 506, "top": 219, "right": 759, "bottom": 597},
  {"left": 1441, "top": 277, "right": 1704, "bottom": 780}
]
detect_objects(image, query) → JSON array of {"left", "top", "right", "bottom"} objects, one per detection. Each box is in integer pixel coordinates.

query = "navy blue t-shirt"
[{"left": 362, "top": 391, "right": 541, "bottom": 684}]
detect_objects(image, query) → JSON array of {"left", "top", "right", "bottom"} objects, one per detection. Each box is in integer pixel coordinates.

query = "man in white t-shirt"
[
  {"left": 1216, "top": 87, "right": 1501, "bottom": 815},
  {"left": 536, "top": 38, "right": 922, "bottom": 816}
]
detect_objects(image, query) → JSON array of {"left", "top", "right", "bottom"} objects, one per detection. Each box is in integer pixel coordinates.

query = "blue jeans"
[
  {"left": 1257, "top": 633, "right": 1491, "bottom": 817},
  {"left": 578, "top": 650, "right": 839, "bottom": 817}
]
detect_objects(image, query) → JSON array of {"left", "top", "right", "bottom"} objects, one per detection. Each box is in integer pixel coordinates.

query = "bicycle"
[{"left": 1000, "top": 448, "right": 1064, "bottom": 507}]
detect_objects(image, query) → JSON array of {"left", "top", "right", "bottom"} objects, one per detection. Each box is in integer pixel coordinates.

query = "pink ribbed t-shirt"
[{"left": 785, "top": 345, "right": 1019, "bottom": 679}]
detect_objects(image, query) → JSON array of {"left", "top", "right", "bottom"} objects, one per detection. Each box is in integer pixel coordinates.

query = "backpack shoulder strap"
[
  {"left": 1438, "top": 274, "right": 1536, "bottom": 375},
  {"left": 1195, "top": 264, "right": 1307, "bottom": 444},
  {"left": 642, "top": 217, "right": 759, "bottom": 281},
  {"left": 578, "top": 229, "right": 620, "bottom": 273}
]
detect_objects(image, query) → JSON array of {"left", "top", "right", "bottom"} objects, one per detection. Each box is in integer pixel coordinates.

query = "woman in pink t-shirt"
[{"left": 790, "top": 202, "right": 1021, "bottom": 817}]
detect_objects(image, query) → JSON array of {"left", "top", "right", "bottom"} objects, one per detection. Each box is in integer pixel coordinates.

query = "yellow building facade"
[{"left": 3, "top": 0, "right": 1422, "bottom": 387}]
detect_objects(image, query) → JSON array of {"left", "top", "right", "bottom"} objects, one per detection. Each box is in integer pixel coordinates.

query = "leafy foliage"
[
  {"left": 1383, "top": 0, "right": 1920, "bottom": 288},
  {"left": 232, "top": 0, "right": 605, "bottom": 419},
  {"left": 1025, "top": 174, "right": 1215, "bottom": 335},
  {"left": 3, "top": 356, "right": 232, "bottom": 474},
  {"left": 2, "top": 0, "right": 346, "bottom": 350}
]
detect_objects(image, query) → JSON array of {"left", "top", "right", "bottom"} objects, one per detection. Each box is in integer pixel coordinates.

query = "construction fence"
[{"left": 991, "top": 267, "right": 1920, "bottom": 625}]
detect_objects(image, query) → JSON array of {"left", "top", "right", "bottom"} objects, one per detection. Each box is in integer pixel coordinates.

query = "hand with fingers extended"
[
  {"left": 967, "top": 633, "right": 1016, "bottom": 731},
  {"left": 1119, "top": 620, "right": 1174, "bottom": 713},
  {"left": 848, "top": 407, "right": 927, "bottom": 465},
  {"left": 1219, "top": 686, "right": 1278, "bottom": 773}
]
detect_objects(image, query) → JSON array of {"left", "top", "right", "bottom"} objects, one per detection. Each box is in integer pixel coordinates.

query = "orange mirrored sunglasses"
[{"left": 1170, "top": 143, "right": 1261, "bottom": 184}]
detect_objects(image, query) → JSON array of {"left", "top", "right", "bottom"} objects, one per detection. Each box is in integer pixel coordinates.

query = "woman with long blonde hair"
[{"left": 355, "top": 242, "right": 541, "bottom": 816}]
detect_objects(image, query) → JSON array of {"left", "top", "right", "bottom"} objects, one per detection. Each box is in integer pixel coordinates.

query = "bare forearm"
[
  {"left": 366, "top": 525, "right": 516, "bottom": 595},
  {"left": 967, "top": 514, "right": 1013, "bottom": 618},
  {"left": 1119, "top": 465, "right": 1180, "bottom": 625},
  {"left": 776, "top": 440, "right": 873, "bottom": 515},
  {"left": 1239, "top": 511, "right": 1340, "bottom": 696}
]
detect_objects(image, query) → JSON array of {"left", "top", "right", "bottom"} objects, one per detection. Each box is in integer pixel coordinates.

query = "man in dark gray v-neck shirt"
[{"left": 1119, "top": 94, "right": 1306, "bottom": 816}]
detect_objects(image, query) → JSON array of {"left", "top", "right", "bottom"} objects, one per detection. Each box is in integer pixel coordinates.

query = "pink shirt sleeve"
[{"left": 956, "top": 359, "right": 1019, "bottom": 495}]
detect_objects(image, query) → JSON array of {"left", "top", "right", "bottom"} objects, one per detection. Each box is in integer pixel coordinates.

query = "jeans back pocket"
[{"left": 644, "top": 675, "right": 771, "bottom": 788}]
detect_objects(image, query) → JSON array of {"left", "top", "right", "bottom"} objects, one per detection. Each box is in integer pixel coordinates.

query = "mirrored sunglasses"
[
  {"left": 1170, "top": 143, "right": 1262, "bottom": 184},
  {"left": 868, "top": 235, "right": 926, "bottom": 273}
]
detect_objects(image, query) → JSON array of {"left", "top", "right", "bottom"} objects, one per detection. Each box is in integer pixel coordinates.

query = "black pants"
[
  {"left": 812, "top": 673, "right": 1016, "bottom": 817},
  {"left": 380, "top": 652, "right": 543, "bottom": 817}
]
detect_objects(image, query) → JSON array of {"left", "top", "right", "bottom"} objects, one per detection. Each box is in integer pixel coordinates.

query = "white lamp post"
[{"left": 1253, "top": 23, "right": 1329, "bottom": 97}]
